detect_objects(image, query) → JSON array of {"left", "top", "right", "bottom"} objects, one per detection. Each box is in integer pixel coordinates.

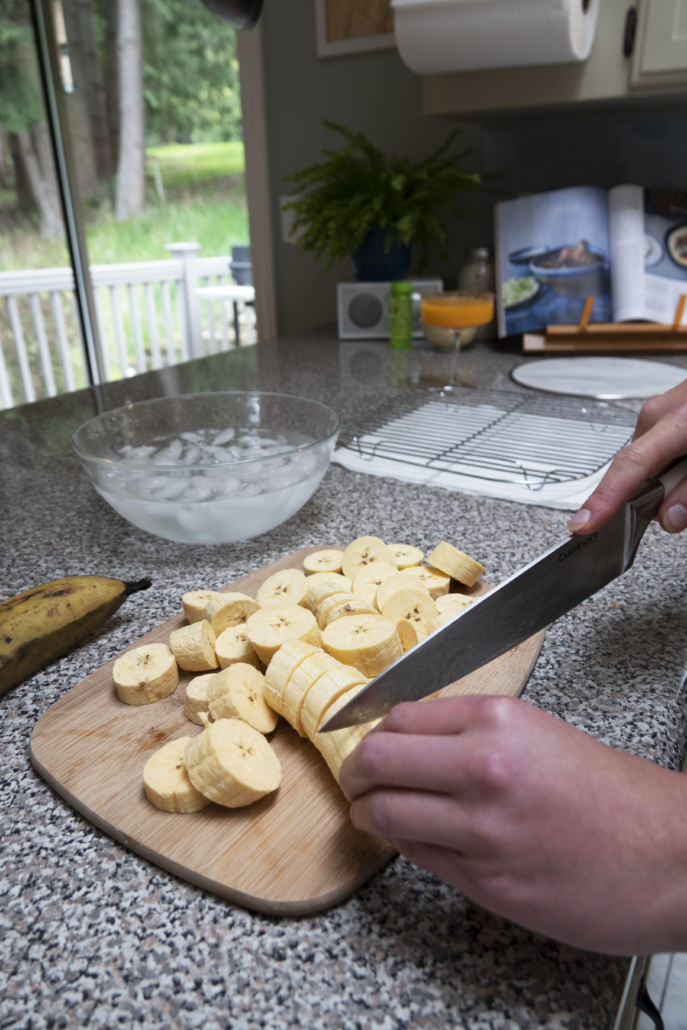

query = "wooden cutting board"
[{"left": 30, "top": 547, "right": 546, "bottom": 916}]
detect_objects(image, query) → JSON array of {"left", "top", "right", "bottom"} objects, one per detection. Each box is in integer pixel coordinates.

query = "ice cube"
[
  {"left": 153, "top": 446, "right": 185, "bottom": 466},
  {"left": 182, "top": 477, "right": 215, "bottom": 502},
  {"left": 240, "top": 482, "right": 264, "bottom": 497},
  {"left": 181, "top": 431, "right": 204, "bottom": 443},
  {"left": 183, "top": 445, "right": 201, "bottom": 465},
  {"left": 152, "top": 478, "right": 190, "bottom": 500},
  {"left": 214, "top": 427, "right": 236, "bottom": 445},
  {"left": 208, "top": 446, "right": 237, "bottom": 462},
  {"left": 217, "top": 477, "right": 242, "bottom": 495}
]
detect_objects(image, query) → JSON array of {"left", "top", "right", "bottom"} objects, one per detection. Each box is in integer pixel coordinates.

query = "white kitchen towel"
[
  {"left": 334, "top": 445, "right": 612, "bottom": 511},
  {"left": 392, "top": 0, "right": 600, "bottom": 76}
]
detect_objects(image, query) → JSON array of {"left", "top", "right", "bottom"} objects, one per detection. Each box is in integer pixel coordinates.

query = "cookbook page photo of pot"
[{"left": 494, "top": 184, "right": 687, "bottom": 337}]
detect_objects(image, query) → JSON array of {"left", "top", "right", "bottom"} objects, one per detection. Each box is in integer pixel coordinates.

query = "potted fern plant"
[{"left": 282, "top": 122, "right": 482, "bottom": 282}]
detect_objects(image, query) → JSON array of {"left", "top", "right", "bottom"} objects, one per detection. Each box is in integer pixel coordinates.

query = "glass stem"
[{"left": 448, "top": 330, "right": 461, "bottom": 389}]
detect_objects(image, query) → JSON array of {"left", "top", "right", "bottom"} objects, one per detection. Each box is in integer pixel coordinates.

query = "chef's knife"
[{"left": 320, "top": 456, "right": 687, "bottom": 732}]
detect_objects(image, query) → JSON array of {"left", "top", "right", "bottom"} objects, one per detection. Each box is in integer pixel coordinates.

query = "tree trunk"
[
  {"left": 115, "top": 0, "right": 145, "bottom": 221},
  {"left": 106, "top": 0, "right": 119, "bottom": 176},
  {"left": 61, "top": 0, "right": 99, "bottom": 200},
  {"left": 0, "top": 122, "right": 8, "bottom": 186},
  {"left": 71, "top": 0, "right": 114, "bottom": 180},
  {"left": 17, "top": 125, "right": 64, "bottom": 239},
  {"left": 10, "top": 132, "right": 35, "bottom": 212}
]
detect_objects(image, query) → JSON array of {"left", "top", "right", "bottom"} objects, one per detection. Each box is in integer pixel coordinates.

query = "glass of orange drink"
[{"left": 420, "top": 291, "right": 495, "bottom": 388}]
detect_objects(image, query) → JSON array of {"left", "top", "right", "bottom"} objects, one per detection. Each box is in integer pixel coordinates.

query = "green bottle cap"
[{"left": 391, "top": 281, "right": 412, "bottom": 294}]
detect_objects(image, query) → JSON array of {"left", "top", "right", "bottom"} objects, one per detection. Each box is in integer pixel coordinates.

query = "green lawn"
[
  {"left": 146, "top": 141, "right": 245, "bottom": 190},
  {"left": 87, "top": 190, "right": 249, "bottom": 265},
  {"left": 0, "top": 142, "right": 249, "bottom": 272}
]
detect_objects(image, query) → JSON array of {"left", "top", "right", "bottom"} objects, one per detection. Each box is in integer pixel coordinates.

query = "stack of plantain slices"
[{"left": 122, "top": 535, "right": 485, "bottom": 812}]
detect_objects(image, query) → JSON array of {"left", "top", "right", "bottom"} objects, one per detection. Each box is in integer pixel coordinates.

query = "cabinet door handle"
[{"left": 623, "top": 7, "right": 638, "bottom": 58}]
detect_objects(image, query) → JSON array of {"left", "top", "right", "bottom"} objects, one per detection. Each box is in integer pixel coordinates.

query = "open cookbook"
[{"left": 495, "top": 185, "right": 687, "bottom": 338}]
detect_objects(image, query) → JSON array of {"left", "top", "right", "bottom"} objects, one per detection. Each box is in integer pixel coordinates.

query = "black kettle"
[{"left": 199, "top": 0, "right": 264, "bottom": 29}]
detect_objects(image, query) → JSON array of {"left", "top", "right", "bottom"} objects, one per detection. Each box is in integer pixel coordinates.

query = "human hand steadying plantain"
[{"left": 340, "top": 695, "right": 687, "bottom": 955}]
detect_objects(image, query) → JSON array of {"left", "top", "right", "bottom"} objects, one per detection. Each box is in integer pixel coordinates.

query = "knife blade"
[{"left": 320, "top": 456, "right": 687, "bottom": 733}]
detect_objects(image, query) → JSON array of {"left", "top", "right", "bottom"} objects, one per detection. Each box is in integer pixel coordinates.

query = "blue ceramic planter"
[{"left": 351, "top": 227, "right": 411, "bottom": 282}]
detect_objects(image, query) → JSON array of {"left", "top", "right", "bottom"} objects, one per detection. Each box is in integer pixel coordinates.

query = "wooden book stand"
[{"left": 523, "top": 294, "right": 687, "bottom": 354}]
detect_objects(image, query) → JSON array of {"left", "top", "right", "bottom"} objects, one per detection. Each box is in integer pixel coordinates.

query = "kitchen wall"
[
  {"left": 482, "top": 109, "right": 687, "bottom": 196},
  {"left": 259, "top": 0, "right": 483, "bottom": 335}
]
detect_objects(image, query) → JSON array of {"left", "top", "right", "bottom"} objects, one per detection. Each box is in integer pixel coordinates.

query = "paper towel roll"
[{"left": 392, "top": 0, "right": 600, "bottom": 75}]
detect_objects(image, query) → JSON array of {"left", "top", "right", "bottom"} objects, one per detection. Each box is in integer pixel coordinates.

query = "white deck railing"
[{"left": 0, "top": 242, "right": 255, "bottom": 410}]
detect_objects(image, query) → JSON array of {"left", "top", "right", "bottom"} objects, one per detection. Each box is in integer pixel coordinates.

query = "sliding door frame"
[
  {"left": 236, "top": 23, "right": 278, "bottom": 341},
  {"left": 30, "top": 0, "right": 105, "bottom": 392}
]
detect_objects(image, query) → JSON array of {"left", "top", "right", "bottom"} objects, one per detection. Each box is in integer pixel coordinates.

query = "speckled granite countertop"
[{"left": 3, "top": 332, "right": 687, "bottom": 1029}]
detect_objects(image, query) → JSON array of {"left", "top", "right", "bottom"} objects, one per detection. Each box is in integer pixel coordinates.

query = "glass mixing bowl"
[{"left": 73, "top": 392, "right": 340, "bottom": 545}]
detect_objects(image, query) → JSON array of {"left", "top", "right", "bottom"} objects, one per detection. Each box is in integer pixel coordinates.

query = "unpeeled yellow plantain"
[{"left": 0, "top": 575, "right": 151, "bottom": 696}]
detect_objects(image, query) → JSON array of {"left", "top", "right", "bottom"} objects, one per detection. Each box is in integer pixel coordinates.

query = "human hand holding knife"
[{"left": 338, "top": 377, "right": 687, "bottom": 956}]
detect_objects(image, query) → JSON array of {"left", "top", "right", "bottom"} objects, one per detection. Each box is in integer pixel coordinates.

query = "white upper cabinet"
[
  {"left": 421, "top": 0, "right": 687, "bottom": 119},
  {"left": 632, "top": 0, "right": 687, "bottom": 86}
]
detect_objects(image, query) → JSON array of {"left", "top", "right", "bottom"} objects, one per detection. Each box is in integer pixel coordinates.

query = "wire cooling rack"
[{"left": 336, "top": 388, "right": 638, "bottom": 490}]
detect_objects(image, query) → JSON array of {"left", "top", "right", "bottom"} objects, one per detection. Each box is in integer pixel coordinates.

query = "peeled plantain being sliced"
[
  {"left": 184, "top": 718, "right": 282, "bottom": 808},
  {"left": 113, "top": 642, "right": 179, "bottom": 705},
  {"left": 322, "top": 614, "right": 402, "bottom": 678},
  {"left": 203, "top": 593, "right": 261, "bottom": 636},
  {"left": 376, "top": 572, "right": 430, "bottom": 613},
  {"left": 314, "top": 591, "right": 360, "bottom": 629},
  {"left": 184, "top": 673, "right": 216, "bottom": 725},
  {"left": 143, "top": 737, "right": 210, "bottom": 813},
  {"left": 387, "top": 544, "right": 424, "bottom": 570},
  {"left": 300, "top": 663, "right": 368, "bottom": 740},
  {"left": 303, "top": 550, "right": 344, "bottom": 576},
  {"left": 182, "top": 590, "right": 225, "bottom": 624},
  {"left": 170, "top": 620, "right": 218, "bottom": 672},
  {"left": 257, "top": 568, "right": 308, "bottom": 608},
  {"left": 427, "top": 541, "right": 485, "bottom": 588},
  {"left": 313, "top": 687, "right": 381, "bottom": 782},
  {"left": 281, "top": 650, "right": 341, "bottom": 737},
  {"left": 207, "top": 663, "right": 278, "bottom": 734},
  {"left": 401, "top": 565, "right": 451, "bottom": 600},
  {"left": 352, "top": 562, "right": 399, "bottom": 608},
  {"left": 325, "top": 597, "right": 378, "bottom": 626},
  {"left": 305, "top": 571, "right": 352, "bottom": 596},
  {"left": 215, "top": 623, "right": 261, "bottom": 670},
  {"left": 246, "top": 603, "right": 321, "bottom": 665},
  {"left": 341, "top": 536, "right": 396, "bottom": 582},
  {"left": 426, "top": 612, "right": 460, "bottom": 634},
  {"left": 264, "top": 639, "right": 321, "bottom": 715},
  {"left": 307, "top": 579, "right": 350, "bottom": 617},
  {"left": 397, "top": 618, "right": 429, "bottom": 652},
  {"left": 436, "top": 593, "right": 475, "bottom": 615},
  {"left": 381, "top": 588, "right": 438, "bottom": 628}
]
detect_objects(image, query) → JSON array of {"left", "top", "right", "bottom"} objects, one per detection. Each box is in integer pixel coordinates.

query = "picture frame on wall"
[{"left": 315, "top": 0, "right": 396, "bottom": 58}]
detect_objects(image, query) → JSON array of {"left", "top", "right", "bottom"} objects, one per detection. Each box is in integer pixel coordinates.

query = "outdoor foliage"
[
  {"left": 141, "top": 0, "right": 242, "bottom": 145},
  {"left": 0, "top": 1, "right": 42, "bottom": 134},
  {"left": 283, "top": 121, "right": 482, "bottom": 271}
]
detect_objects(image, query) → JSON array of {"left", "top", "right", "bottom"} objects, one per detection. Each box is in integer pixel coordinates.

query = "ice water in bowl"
[{"left": 73, "top": 393, "right": 339, "bottom": 544}]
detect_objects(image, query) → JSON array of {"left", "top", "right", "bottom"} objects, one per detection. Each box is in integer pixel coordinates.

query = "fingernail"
[
  {"left": 567, "top": 509, "right": 591, "bottom": 532},
  {"left": 664, "top": 503, "right": 687, "bottom": 534}
]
